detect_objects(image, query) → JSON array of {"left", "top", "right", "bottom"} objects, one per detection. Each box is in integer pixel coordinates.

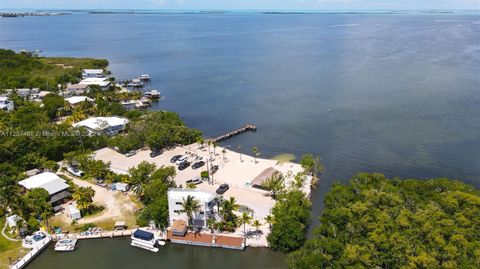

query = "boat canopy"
[{"left": 133, "top": 229, "right": 154, "bottom": 241}]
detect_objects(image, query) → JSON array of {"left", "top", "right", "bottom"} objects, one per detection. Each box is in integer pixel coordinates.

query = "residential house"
[
  {"left": 18, "top": 172, "right": 71, "bottom": 206},
  {"left": 168, "top": 189, "right": 217, "bottom": 229},
  {"left": 65, "top": 96, "right": 94, "bottom": 107},
  {"left": 79, "top": 78, "right": 111, "bottom": 90},
  {"left": 72, "top": 116, "right": 129, "bottom": 136},
  {"left": 66, "top": 84, "right": 90, "bottom": 95},
  {"left": 82, "top": 69, "right": 104, "bottom": 79}
]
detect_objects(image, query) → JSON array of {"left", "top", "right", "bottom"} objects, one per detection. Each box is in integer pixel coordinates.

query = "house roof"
[
  {"left": 18, "top": 172, "right": 69, "bottom": 195},
  {"left": 82, "top": 69, "right": 103, "bottom": 74},
  {"left": 251, "top": 167, "right": 282, "bottom": 187},
  {"left": 72, "top": 116, "right": 129, "bottom": 131},
  {"left": 65, "top": 96, "right": 93, "bottom": 105},
  {"left": 79, "top": 78, "right": 110, "bottom": 87},
  {"left": 168, "top": 189, "right": 215, "bottom": 203},
  {"left": 67, "top": 84, "right": 89, "bottom": 90}
]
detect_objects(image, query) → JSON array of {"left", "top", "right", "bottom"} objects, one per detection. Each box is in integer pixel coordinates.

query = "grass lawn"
[{"left": 0, "top": 217, "right": 28, "bottom": 269}]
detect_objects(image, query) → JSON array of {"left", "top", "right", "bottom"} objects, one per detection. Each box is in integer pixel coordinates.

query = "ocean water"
[{"left": 1, "top": 12, "right": 479, "bottom": 268}]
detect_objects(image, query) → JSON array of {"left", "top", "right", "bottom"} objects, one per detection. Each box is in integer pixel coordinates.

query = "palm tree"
[
  {"left": 252, "top": 219, "right": 262, "bottom": 234},
  {"left": 181, "top": 195, "right": 201, "bottom": 228},
  {"left": 252, "top": 146, "right": 258, "bottom": 163},
  {"left": 237, "top": 145, "right": 243, "bottom": 162},
  {"left": 206, "top": 217, "right": 216, "bottom": 233},
  {"left": 220, "top": 197, "right": 239, "bottom": 224},
  {"left": 264, "top": 215, "right": 274, "bottom": 230},
  {"left": 197, "top": 137, "right": 205, "bottom": 149},
  {"left": 213, "top": 141, "right": 218, "bottom": 155},
  {"left": 222, "top": 148, "right": 227, "bottom": 161},
  {"left": 239, "top": 212, "right": 252, "bottom": 236}
]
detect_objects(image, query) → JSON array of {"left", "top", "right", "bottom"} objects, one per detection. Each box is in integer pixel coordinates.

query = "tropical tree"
[
  {"left": 180, "top": 195, "right": 201, "bottom": 228},
  {"left": 129, "top": 161, "right": 156, "bottom": 197},
  {"left": 239, "top": 212, "right": 252, "bottom": 236},
  {"left": 252, "top": 146, "right": 258, "bottom": 163},
  {"left": 300, "top": 154, "right": 324, "bottom": 180},
  {"left": 252, "top": 219, "right": 262, "bottom": 234},
  {"left": 267, "top": 189, "right": 311, "bottom": 252},
  {"left": 24, "top": 188, "right": 52, "bottom": 230},
  {"left": 220, "top": 197, "right": 240, "bottom": 230},
  {"left": 264, "top": 214, "right": 274, "bottom": 230},
  {"left": 73, "top": 186, "right": 95, "bottom": 213},
  {"left": 261, "top": 173, "right": 285, "bottom": 199}
]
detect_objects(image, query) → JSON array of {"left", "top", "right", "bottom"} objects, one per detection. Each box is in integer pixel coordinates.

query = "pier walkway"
[
  {"left": 213, "top": 124, "right": 257, "bottom": 143},
  {"left": 10, "top": 236, "right": 51, "bottom": 269}
]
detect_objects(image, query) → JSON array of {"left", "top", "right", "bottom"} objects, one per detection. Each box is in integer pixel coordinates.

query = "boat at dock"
[
  {"left": 139, "top": 74, "right": 151, "bottom": 81},
  {"left": 130, "top": 229, "right": 163, "bottom": 252},
  {"left": 54, "top": 238, "right": 78, "bottom": 252},
  {"left": 144, "top": 90, "right": 161, "bottom": 99}
]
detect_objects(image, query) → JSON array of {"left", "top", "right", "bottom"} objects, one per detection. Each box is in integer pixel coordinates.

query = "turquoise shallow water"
[{"left": 1, "top": 12, "right": 479, "bottom": 268}]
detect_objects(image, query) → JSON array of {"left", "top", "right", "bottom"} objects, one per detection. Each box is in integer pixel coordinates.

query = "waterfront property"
[
  {"left": 167, "top": 189, "right": 217, "bottom": 229},
  {"left": 78, "top": 77, "right": 110, "bottom": 89},
  {"left": 72, "top": 116, "right": 129, "bottom": 136},
  {"left": 18, "top": 172, "right": 71, "bottom": 207},
  {"left": 65, "top": 84, "right": 90, "bottom": 95},
  {"left": 64, "top": 96, "right": 93, "bottom": 107},
  {"left": 81, "top": 69, "right": 104, "bottom": 79},
  {"left": 166, "top": 230, "right": 244, "bottom": 250},
  {"left": 0, "top": 96, "right": 14, "bottom": 111}
]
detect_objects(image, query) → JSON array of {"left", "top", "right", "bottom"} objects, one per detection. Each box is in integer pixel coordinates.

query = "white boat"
[
  {"left": 130, "top": 229, "right": 161, "bottom": 252},
  {"left": 144, "top": 90, "right": 161, "bottom": 99},
  {"left": 54, "top": 238, "right": 78, "bottom": 252},
  {"left": 139, "top": 74, "right": 151, "bottom": 81}
]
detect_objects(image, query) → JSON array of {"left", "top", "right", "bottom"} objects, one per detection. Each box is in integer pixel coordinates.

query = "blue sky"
[{"left": 1, "top": 0, "right": 479, "bottom": 10}]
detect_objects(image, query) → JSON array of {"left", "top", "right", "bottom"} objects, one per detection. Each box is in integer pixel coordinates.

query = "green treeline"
[
  {"left": 288, "top": 173, "right": 480, "bottom": 269},
  {"left": 0, "top": 49, "right": 108, "bottom": 90}
]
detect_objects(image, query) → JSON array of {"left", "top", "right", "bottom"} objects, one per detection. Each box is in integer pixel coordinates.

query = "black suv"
[
  {"left": 178, "top": 161, "right": 191, "bottom": 170},
  {"left": 192, "top": 161, "right": 205, "bottom": 170},
  {"left": 150, "top": 149, "right": 162, "bottom": 158},
  {"left": 170, "top": 155, "right": 182, "bottom": 163},
  {"left": 216, "top": 183, "right": 229, "bottom": 195}
]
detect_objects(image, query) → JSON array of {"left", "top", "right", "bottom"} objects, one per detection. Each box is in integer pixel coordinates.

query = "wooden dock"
[{"left": 213, "top": 124, "right": 257, "bottom": 143}]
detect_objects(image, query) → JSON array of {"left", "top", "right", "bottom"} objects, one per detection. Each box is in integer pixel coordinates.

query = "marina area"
[{"left": 24, "top": 237, "right": 287, "bottom": 269}]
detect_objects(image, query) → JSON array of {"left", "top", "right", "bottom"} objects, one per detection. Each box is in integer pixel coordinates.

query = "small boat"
[
  {"left": 139, "top": 74, "right": 151, "bottom": 81},
  {"left": 144, "top": 90, "right": 161, "bottom": 99},
  {"left": 55, "top": 238, "right": 78, "bottom": 252},
  {"left": 131, "top": 229, "right": 161, "bottom": 252},
  {"left": 127, "top": 79, "right": 143, "bottom": 87}
]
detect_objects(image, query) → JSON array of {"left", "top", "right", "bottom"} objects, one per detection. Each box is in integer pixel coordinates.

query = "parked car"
[
  {"left": 216, "top": 183, "right": 229, "bottom": 195},
  {"left": 170, "top": 155, "right": 182, "bottom": 163},
  {"left": 178, "top": 161, "right": 191, "bottom": 170},
  {"left": 96, "top": 179, "right": 107, "bottom": 188},
  {"left": 67, "top": 165, "right": 84, "bottom": 177},
  {"left": 192, "top": 161, "right": 205, "bottom": 170},
  {"left": 150, "top": 149, "right": 163, "bottom": 158},
  {"left": 175, "top": 156, "right": 188, "bottom": 165},
  {"left": 125, "top": 150, "right": 136, "bottom": 157},
  {"left": 186, "top": 178, "right": 203, "bottom": 185}
]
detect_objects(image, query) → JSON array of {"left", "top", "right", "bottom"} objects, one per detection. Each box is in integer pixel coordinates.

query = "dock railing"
[{"left": 213, "top": 124, "right": 256, "bottom": 143}]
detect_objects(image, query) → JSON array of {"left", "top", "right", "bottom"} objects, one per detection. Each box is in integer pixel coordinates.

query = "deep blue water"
[{"left": 1, "top": 12, "right": 479, "bottom": 268}]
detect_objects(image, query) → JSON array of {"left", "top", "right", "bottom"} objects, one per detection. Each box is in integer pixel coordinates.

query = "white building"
[
  {"left": 69, "top": 206, "right": 81, "bottom": 221},
  {"left": 82, "top": 69, "right": 104, "bottom": 79},
  {"left": 65, "top": 96, "right": 94, "bottom": 106},
  {"left": 168, "top": 189, "right": 217, "bottom": 229},
  {"left": 66, "top": 84, "right": 90, "bottom": 95},
  {"left": 18, "top": 172, "right": 71, "bottom": 205},
  {"left": 0, "top": 96, "right": 14, "bottom": 111},
  {"left": 79, "top": 78, "right": 111, "bottom": 90},
  {"left": 73, "top": 116, "right": 129, "bottom": 136}
]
